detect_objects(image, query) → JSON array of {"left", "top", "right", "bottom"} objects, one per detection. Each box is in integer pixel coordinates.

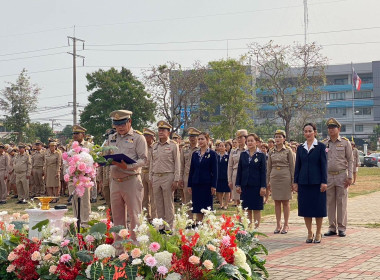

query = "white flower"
[
  {"left": 78, "top": 152, "right": 94, "bottom": 166},
  {"left": 135, "top": 276, "right": 144, "bottom": 280},
  {"left": 241, "top": 262, "right": 252, "bottom": 276},
  {"left": 132, "top": 258, "right": 142, "bottom": 265},
  {"left": 62, "top": 217, "right": 78, "bottom": 224},
  {"left": 154, "top": 251, "right": 173, "bottom": 269},
  {"left": 166, "top": 273, "right": 181, "bottom": 280},
  {"left": 94, "top": 244, "right": 116, "bottom": 259},
  {"left": 85, "top": 264, "right": 91, "bottom": 278},
  {"left": 0, "top": 211, "right": 8, "bottom": 216},
  {"left": 151, "top": 218, "right": 164, "bottom": 228},
  {"left": 233, "top": 247, "right": 247, "bottom": 267},
  {"left": 97, "top": 206, "right": 106, "bottom": 211},
  {"left": 50, "top": 235, "right": 63, "bottom": 244},
  {"left": 136, "top": 235, "right": 149, "bottom": 243},
  {"left": 137, "top": 223, "right": 149, "bottom": 232}
]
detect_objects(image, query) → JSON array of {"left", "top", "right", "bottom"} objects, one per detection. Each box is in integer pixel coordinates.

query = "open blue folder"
[{"left": 101, "top": 154, "right": 137, "bottom": 166}]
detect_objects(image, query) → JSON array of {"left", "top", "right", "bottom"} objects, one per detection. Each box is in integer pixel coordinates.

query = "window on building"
[
  {"left": 262, "top": 96, "right": 274, "bottom": 103},
  {"left": 361, "top": 76, "right": 373, "bottom": 84},
  {"left": 258, "top": 111, "right": 275, "bottom": 118},
  {"left": 355, "top": 107, "right": 372, "bottom": 115},
  {"left": 355, "top": 91, "right": 371, "bottom": 99},
  {"left": 334, "top": 78, "right": 348, "bottom": 85},
  {"left": 355, "top": 124, "right": 363, "bottom": 132},
  {"left": 341, "top": 125, "right": 346, "bottom": 132},
  {"left": 329, "top": 92, "right": 345, "bottom": 100},
  {"left": 328, "top": 108, "right": 346, "bottom": 117}
]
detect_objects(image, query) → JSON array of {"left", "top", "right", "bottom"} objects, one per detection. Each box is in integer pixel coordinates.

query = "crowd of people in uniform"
[{"left": 0, "top": 109, "right": 362, "bottom": 247}]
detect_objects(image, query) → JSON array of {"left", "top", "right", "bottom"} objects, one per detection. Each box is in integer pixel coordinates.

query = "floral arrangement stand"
[{"left": 25, "top": 209, "right": 68, "bottom": 239}]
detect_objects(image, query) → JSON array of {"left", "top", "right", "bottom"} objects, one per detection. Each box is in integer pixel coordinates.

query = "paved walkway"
[{"left": 259, "top": 191, "right": 380, "bottom": 279}]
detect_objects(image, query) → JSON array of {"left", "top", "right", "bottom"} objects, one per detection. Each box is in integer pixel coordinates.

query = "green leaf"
[
  {"left": 89, "top": 222, "right": 107, "bottom": 235},
  {"left": 103, "top": 266, "right": 115, "bottom": 280},
  {"left": 31, "top": 219, "right": 49, "bottom": 232},
  {"left": 11, "top": 221, "right": 27, "bottom": 231},
  {"left": 109, "top": 225, "right": 125, "bottom": 234},
  {"left": 125, "top": 265, "right": 138, "bottom": 280},
  {"left": 77, "top": 251, "right": 93, "bottom": 263},
  {"left": 0, "top": 248, "right": 8, "bottom": 261},
  {"left": 75, "top": 274, "right": 89, "bottom": 280},
  {"left": 90, "top": 262, "right": 102, "bottom": 280}
]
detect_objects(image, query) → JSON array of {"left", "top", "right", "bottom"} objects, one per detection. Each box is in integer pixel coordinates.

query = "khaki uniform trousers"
[
  {"left": 15, "top": 172, "right": 29, "bottom": 201},
  {"left": 181, "top": 174, "right": 192, "bottom": 205},
  {"left": 68, "top": 183, "right": 91, "bottom": 226},
  {"left": 32, "top": 167, "right": 44, "bottom": 196},
  {"left": 142, "top": 171, "right": 156, "bottom": 221},
  {"left": 103, "top": 182, "right": 111, "bottom": 210},
  {"left": 111, "top": 175, "right": 143, "bottom": 241},
  {"left": 153, "top": 173, "right": 175, "bottom": 229},
  {"left": 0, "top": 171, "right": 6, "bottom": 201},
  {"left": 231, "top": 169, "right": 240, "bottom": 200},
  {"left": 327, "top": 171, "right": 348, "bottom": 232},
  {"left": 90, "top": 180, "right": 98, "bottom": 200}
]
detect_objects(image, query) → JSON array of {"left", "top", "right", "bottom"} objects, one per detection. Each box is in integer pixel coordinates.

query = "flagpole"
[{"left": 351, "top": 62, "right": 355, "bottom": 140}]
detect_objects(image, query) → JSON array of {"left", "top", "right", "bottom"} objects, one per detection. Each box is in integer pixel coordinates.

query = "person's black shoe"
[
  {"left": 0, "top": 201, "right": 6, "bottom": 204},
  {"left": 100, "top": 197, "right": 105, "bottom": 201},
  {"left": 306, "top": 234, "right": 314, "bottom": 243},
  {"left": 324, "top": 231, "right": 337, "bottom": 236},
  {"left": 12, "top": 195, "right": 18, "bottom": 199},
  {"left": 16, "top": 200, "right": 22, "bottom": 204},
  {"left": 338, "top": 230, "right": 346, "bottom": 237},
  {"left": 20, "top": 201, "right": 27, "bottom": 204},
  {"left": 67, "top": 202, "right": 72, "bottom": 206},
  {"left": 90, "top": 198, "right": 97, "bottom": 203}
]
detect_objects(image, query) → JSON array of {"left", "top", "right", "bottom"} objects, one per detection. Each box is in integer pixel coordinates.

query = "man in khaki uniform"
[
  {"left": 14, "top": 143, "right": 31, "bottom": 204},
  {"left": 172, "top": 132, "right": 181, "bottom": 145},
  {"left": 149, "top": 121, "right": 180, "bottom": 230},
  {"left": 142, "top": 128, "right": 156, "bottom": 221},
  {"left": 228, "top": 129, "right": 247, "bottom": 206},
  {"left": 0, "top": 143, "right": 10, "bottom": 204},
  {"left": 323, "top": 118, "right": 353, "bottom": 237},
  {"left": 67, "top": 125, "right": 93, "bottom": 226},
  {"left": 107, "top": 110, "right": 147, "bottom": 241},
  {"left": 31, "top": 140, "right": 45, "bottom": 197},
  {"left": 179, "top": 127, "right": 200, "bottom": 213}
]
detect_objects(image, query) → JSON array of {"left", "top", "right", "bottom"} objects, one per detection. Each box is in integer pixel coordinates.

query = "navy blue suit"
[
  {"left": 216, "top": 153, "right": 230, "bottom": 193},
  {"left": 235, "top": 151, "right": 266, "bottom": 210},
  {"left": 294, "top": 142, "right": 328, "bottom": 217},
  {"left": 188, "top": 149, "right": 218, "bottom": 213}
]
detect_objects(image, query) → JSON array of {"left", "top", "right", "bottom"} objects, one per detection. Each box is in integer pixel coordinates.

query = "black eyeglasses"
[{"left": 72, "top": 132, "right": 80, "bottom": 135}]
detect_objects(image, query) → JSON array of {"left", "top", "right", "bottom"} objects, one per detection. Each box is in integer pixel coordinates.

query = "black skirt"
[
  {"left": 216, "top": 179, "right": 230, "bottom": 193},
  {"left": 241, "top": 186, "right": 264, "bottom": 210},
  {"left": 191, "top": 184, "right": 213, "bottom": 213},
  {"left": 298, "top": 184, "right": 327, "bottom": 217}
]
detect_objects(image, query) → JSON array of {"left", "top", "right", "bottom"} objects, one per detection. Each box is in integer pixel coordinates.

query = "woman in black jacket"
[{"left": 235, "top": 133, "right": 266, "bottom": 228}]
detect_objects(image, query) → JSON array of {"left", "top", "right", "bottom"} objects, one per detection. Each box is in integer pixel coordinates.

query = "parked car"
[
  {"left": 363, "top": 153, "right": 380, "bottom": 167},
  {"left": 358, "top": 150, "right": 365, "bottom": 167}
]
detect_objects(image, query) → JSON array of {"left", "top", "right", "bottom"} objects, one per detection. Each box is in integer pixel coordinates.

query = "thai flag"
[{"left": 352, "top": 68, "right": 362, "bottom": 91}]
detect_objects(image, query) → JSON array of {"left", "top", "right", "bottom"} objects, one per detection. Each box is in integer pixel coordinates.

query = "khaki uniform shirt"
[
  {"left": 352, "top": 148, "right": 360, "bottom": 167},
  {"left": 0, "top": 152, "right": 10, "bottom": 172},
  {"left": 179, "top": 144, "right": 199, "bottom": 181},
  {"left": 32, "top": 150, "right": 45, "bottom": 168},
  {"left": 149, "top": 139, "right": 180, "bottom": 181},
  {"left": 107, "top": 127, "right": 147, "bottom": 178},
  {"left": 13, "top": 152, "right": 31, "bottom": 176},
  {"left": 142, "top": 144, "right": 153, "bottom": 172},
  {"left": 267, "top": 145, "right": 295, "bottom": 184},
  {"left": 227, "top": 146, "right": 246, "bottom": 184},
  {"left": 323, "top": 136, "right": 353, "bottom": 179}
]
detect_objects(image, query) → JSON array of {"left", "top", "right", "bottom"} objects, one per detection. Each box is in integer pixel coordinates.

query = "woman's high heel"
[
  {"left": 306, "top": 233, "right": 314, "bottom": 243},
  {"left": 314, "top": 233, "right": 322, "bottom": 243}
]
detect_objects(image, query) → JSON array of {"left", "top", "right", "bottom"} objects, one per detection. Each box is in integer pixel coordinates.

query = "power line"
[
  {"left": 0, "top": 52, "right": 66, "bottom": 63},
  {"left": 0, "top": 46, "right": 68, "bottom": 57},
  {"left": 0, "top": 66, "right": 74, "bottom": 78},
  {"left": 0, "top": 26, "right": 72, "bottom": 39}
]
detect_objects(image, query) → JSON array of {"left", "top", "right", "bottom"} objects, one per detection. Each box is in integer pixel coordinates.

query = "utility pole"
[
  {"left": 67, "top": 32, "right": 85, "bottom": 126},
  {"left": 49, "top": 119, "right": 60, "bottom": 131},
  {"left": 303, "top": 0, "right": 309, "bottom": 45}
]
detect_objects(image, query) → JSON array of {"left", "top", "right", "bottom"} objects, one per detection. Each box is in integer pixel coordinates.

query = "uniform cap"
[
  {"left": 172, "top": 132, "right": 181, "bottom": 139},
  {"left": 187, "top": 127, "right": 201, "bottom": 136},
  {"left": 326, "top": 118, "right": 341, "bottom": 128},
  {"left": 7, "top": 148, "right": 12, "bottom": 153},
  {"left": 18, "top": 143, "right": 26, "bottom": 148},
  {"left": 49, "top": 141, "right": 57, "bottom": 146},
  {"left": 72, "top": 124, "right": 87, "bottom": 133},
  {"left": 110, "top": 110, "right": 132, "bottom": 125},
  {"left": 0, "top": 143, "right": 4, "bottom": 148},
  {"left": 267, "top": 138, "right": 275, "bottom": 143},
  {"left": 275, "top": 129, "right": 286, "bottom": 138},
  {"left": 143, "top": 128, "right": 155, "bottom": 136},
  {"left": 35, "top": 140, "right": 42, "bottom": 145},
  {"left": 157, "top": 120, "right": 172, "bottom": 130},
  {"left": 215, "top": 139, "right": 222, "bottom": 145},
  {"left": 184, "top": 138, "right": 190, "bottom": 144},
  {"left": 236, "top": 129, "right": 248, "bottom": 137}
]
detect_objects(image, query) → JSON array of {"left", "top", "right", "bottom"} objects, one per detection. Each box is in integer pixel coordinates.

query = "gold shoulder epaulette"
[
  {"left": 134, "top": 129, "right": 143, "bottom": 135},
  {"left": 342, "top": 137, "right": 349, "bottom": 141},
  {"left": 170, "top": 139, "right": 178, "bottom": 144}
]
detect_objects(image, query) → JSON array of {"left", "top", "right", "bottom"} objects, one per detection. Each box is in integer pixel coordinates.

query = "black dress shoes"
[
  {"left": 324, "top": 231, "right": 337, "bottom": 236},
  {"left": 306, "top": 234, "right": 314, "bottom": 243},
  {"left": 338, "top": 230, "right": 346, "bottom": 237}
]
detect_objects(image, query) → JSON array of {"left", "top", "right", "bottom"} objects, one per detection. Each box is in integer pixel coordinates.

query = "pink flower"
[
  {"left": 119, "top": 253, "right": 129, "bottom": 261},
  {"left": 64, "top": 174, "right": 70, "bottom": 182},
  {"left": 6, "top": 224, "right": 15, "bottom": 232},
  {"left": 203, "top": 260, "right": 214, "bottom": 270},
  {"left": 16, "top": 244, "right": 25, "bottom": 250},
  {"left": 238, "top": 230, "right": 247, "bottom": 235},
  {"left": 31, "top": 251, "right": 41, "bottom": 261},
  {"left": 62, "top": 152, "right": 68, "bottom": 160},
  {"left": 206, "top": 244, "right": 216, "bottom": 251},
  {"left": 69, "top": 166, "right": 76, "bottom": 175},
  {"left": 72, "top": 141, "right": 79, "bottom": 149},
  {"left": 78, "top": 162, "right": 86, "bottom": 172},
  {"left": 60, "top": 254, "right": 71, "bottom": 263},
  {"left": 143, "top": 254, "right": 152, "bottom": 262},
  {"left": 131, "top": 248, "right": 141, "bottom": 259},
  {"left": 82, "top": 148, "right": 89, "bottom": 153},
  {"left": 188, "top": 255, "right": 200, "bottom": 265},
  {"left": 32, "top": 237, "right": 39, "bottom": 243},
  {"left": 61, "top": 240, "right": 70, "bottom": 247},
  {"left": 118, "top": 229, "right": 129, "bottom": 239},
  {"left": 43, "top": 253, "right": 52, "bottom": 261},
  {"left": 7, "top": 251, "right": 18, "bottom": 261},
  {"left": 149, "top": 242, "right": 160, "bottom": 253},
  {"left": 74, "top": 146, "right": 82, "bottom": 154},
  {"left": 325, "top": 148, "right": 329, "bottom": 153},
  {"left": 12, "top": 213, "right": 20, "bottom": 219},
  {"left": 21, "top": 214, "right": 29, "bottom": 220},
  {"left": 85, "top": 235, "right": 95, "bottom": 243},
  {"left": 49, "top": 247, "right": 59, "bottom": 254},
  {"left": 222, "top": 235, "right": 231, "bottom": 247},
  {"left": 145, "top": 256, "right": 157, "bottom": 267},
  {"left": 6, "top": 264, "right": 15, "bottom": 273},
  {"left": 157, "top": 266, "right": 168, "bottom": 275},
  {"left": 49, "top": 265, "right": 57, "bottom": 274},
  {"left": 76, "top": 186, "right": 85, "bottom": 197}
]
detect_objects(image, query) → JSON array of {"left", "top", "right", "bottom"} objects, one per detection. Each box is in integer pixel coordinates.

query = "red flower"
[
  {"left": 56, "top": 259, "right": 82, "bottom": 280},
  {"left": 10, "top": 238, "right": 41, "bottom": 280}
]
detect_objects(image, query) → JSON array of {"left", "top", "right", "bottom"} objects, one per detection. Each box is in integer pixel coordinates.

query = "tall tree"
[
  {"left": 253, "top": 120, "right": 284, "bottom": 141},
  {"left": 24, "top": 122, "right": 54, "bottom": 144},
  {"left": 143, "top": 61, "right": 206, "bottom": 135},
  {"left": 80, "top": 67, "right": 155, "bottom": 143},
  {"left": 0, "top": 69, "right": 40, "bottom": 142},
  {"left": 249, "top": 41, "right": 328, "bottom": 139},
  {"left": 201, "top": 58, "right": 255, "bottom": 139},
  {"left": 56, "top": 125, "right": 73, "bottom": 145}
]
